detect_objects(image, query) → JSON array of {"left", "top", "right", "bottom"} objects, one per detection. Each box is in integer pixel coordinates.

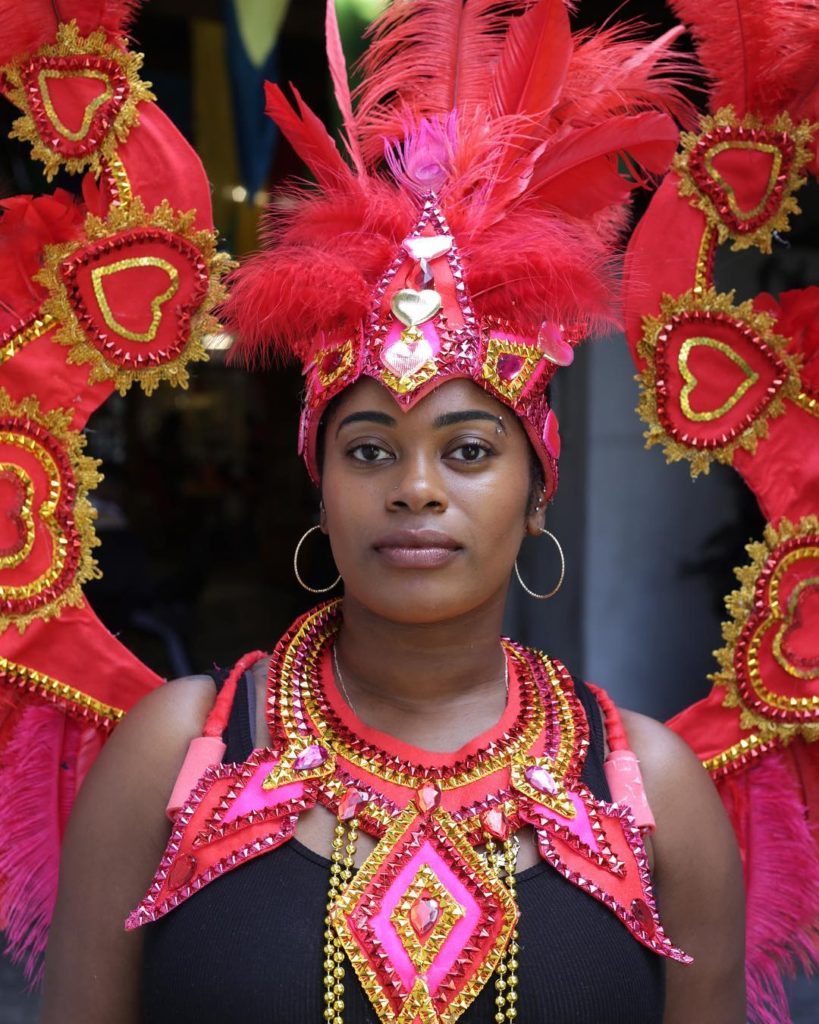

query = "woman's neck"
[{"left": 333, "top": 592, "right": 510, "bottom": 750}]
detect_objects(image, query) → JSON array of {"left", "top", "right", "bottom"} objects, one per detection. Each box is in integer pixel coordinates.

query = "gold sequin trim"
[
  {"left": 712, "top": 516, "right": 819, "bottom": 742},
  {"left": 678, "top": 336, "right": 759, "bottom": 422},
  {"left": 0, "top": 653, "right": 123, "bottom": 726},
  {"left": 1, "top": 21, "right": 155, "bottom": 181},
  {"left": 702, "top": 733, "right": 778, "bottom": 779},
  {"left": 0, "top": 389, "right": 101, "bottom": 632},
  {"left": 36, "top": 198, "right": 234, "bottom": 395},
  {"left": 673, "top": 107, "right": 816, "bottom": 253},
  {"left": 91, "top": 256, "right": 179, "bottom": 342},
  {"left": 636, "top": 288, "right": 800, "bottom": 477}
]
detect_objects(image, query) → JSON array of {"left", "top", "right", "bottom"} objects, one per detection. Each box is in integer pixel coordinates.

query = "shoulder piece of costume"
[
  {"left": 129, "top": 600, "right": 689, "bottom": 1024},
  {"left": 622, "top": 1, "right": 819, "bottom": 1022},
  {"left": 0, "top": 0, "right": 226, "bottom": 980}
]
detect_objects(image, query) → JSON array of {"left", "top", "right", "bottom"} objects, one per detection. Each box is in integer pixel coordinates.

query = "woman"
[{"left": 40, "top": 1, "right": 746, "bottom": 1021}]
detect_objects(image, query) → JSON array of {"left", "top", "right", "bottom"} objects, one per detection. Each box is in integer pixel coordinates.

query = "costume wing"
[
  {"left": 0, "top": 0, "right": 226, "bottom": 979},
  {"left": 623, "top": 2, "right": 819, "bottom": 1020}
]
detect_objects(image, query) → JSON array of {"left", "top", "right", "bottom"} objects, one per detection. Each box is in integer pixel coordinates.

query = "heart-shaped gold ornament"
[{"left": 391, "top": 288, "right": 442, "bottom": 328}]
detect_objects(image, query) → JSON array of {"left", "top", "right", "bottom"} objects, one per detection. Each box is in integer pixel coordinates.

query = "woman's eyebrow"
[
  {"left": 432, "top": 410, "right": 506, "bottom": 432},
  {"left": 335, "top": 410, "right": 397, "bottom": 436}
]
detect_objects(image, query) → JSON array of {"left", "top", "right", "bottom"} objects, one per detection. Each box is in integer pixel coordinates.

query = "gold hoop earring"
[
  {"left": 514, "top": 528, "right": 565, "bottom": 600},
  {"left": 293, "top": 525, "right": 341, "bottom": 594}
]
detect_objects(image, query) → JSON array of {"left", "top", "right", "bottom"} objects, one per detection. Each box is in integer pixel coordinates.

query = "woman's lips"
[{"left": 373, "top": 529, "right": 461, "bottom": 569}]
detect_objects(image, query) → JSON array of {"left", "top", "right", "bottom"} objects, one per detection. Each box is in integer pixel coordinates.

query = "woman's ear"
[{"left": 525, "top": 493, "right": 546, "bottom": 537}]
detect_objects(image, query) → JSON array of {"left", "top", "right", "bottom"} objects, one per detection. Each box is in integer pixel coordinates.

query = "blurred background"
[{"left": 0, "top": 0, "right": 816, "bottom": 1019}]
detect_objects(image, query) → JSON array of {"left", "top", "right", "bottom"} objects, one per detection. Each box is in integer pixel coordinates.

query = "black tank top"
[{"left": 142, "top": 672, "right": 665, "bottom": 1023}]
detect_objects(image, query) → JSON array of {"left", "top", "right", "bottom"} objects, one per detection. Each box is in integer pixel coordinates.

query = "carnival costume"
[{"left": 0, "top": 2, "right": 816, "bottom": 1024}]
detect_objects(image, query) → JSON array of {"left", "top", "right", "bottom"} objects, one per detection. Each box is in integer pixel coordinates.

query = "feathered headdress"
[{"left": 224, "top": 0, "right": 692, "bottom": 494}]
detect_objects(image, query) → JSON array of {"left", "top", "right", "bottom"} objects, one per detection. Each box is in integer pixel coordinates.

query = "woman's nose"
[{"left": 386, "top": 454, "right": 447, "bottom": 513}]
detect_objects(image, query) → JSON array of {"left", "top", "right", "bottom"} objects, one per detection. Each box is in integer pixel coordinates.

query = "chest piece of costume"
[{"left": 128, "top": 601, "right": 689, "bottom": 1022}]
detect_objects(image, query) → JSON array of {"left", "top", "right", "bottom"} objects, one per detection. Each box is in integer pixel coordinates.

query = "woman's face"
[{"left": 320, "top": 377, "right": 545, "bottom": 624}]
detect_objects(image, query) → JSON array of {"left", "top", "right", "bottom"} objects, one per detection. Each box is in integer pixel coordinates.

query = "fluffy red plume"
[
  {"left": 325, "top": 0, "right": 365, "bottom": 176},
  {"left": 0, "top": 0, "right": 142, "bottom": 66},
  {"left": 670, "top": 0, "right": 819, "bottom": 117}
]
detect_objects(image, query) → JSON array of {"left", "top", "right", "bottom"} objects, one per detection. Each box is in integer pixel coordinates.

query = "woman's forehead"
[{"left": 328, "top": 377, "right": 509, "bottom": 427}]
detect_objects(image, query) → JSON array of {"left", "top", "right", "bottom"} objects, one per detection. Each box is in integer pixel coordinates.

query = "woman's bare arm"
[
  {"left": 39, "top": 676, "right": 217, "bottom": 1024},
  {"left": 621, "top": 709, "right": 746, "bottom": 1024}
]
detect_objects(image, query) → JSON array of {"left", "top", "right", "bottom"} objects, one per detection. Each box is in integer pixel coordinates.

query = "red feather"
[
  {"left": 490, "top": 0, "right": 572, "bottom": 118},
  {"left": 325, "top": 0, "right": 365, "bottom": 175},
  {"left": 355, "top": 0, "right": 534, "bottom": 163},
  {"left": 670, "top": 0, "right": 819, "bottom": 116},
  {"left": 0, "top": 1, "right": 142, "bottom": 65},
  {"left": 264, "top": 82, "right": 354, "bottom": 191}
]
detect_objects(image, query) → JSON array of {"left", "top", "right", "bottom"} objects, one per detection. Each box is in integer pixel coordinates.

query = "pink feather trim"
[{"left": 718, "top": 752, "right": 819, "bottom": 1024}]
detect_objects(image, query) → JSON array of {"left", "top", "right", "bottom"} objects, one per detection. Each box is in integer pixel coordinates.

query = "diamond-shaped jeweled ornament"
[{"left": 332, "top": 805, "right": 518, "bottom": 1024}]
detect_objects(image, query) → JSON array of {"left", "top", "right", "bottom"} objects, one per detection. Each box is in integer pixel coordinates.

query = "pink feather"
[
  {"left": 718, "top": 751, "right": 819, "bottom": 1024},
  {"left": 670, "top": 0, "right": 819, "bottom": 116},
  {"left": 325, "top": 0, "right": 365, "bottom": 175}
]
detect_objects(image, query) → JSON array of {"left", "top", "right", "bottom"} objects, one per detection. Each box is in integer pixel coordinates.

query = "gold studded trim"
[
  {"left": 331, "top": 804, "right": 519, "bottom": 1024},
  {"left": 36, "top": 198, "right": 234, "bottom": 395},
  {"left": 0, "top": 653, "right": 123, "bottom": 727},
  {"left": 1, "top": 21, "right": 155, "bottom": 181},
  {"left": 673, "top": 107, "right": 816, "bottom": 253},
  {"left": 711, "top": 516, "right": 819, "bottom": 742},
  {"left": 636, "top": 288, "right": 801, "bottom": 477},
  {"left": 702, "top": 733, "right": 780, "bottom": 780},
  {"left": 0, "top": 388, "right": 102, "bottom": 631},
  {"left": 0, "top": 314, "right": 56, "bottom": 369}
]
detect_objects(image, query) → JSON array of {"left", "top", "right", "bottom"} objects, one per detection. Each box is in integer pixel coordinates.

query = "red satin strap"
[{"left": 202, "top": 649, "right": 268, "bottom": 737}]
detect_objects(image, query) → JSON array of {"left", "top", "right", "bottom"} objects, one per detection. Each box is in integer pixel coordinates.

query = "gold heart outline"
[
  {"left": 380, "top": 327, "right": 438, "bottom": 395},
  {"left": 91, "top": 257, "right": 180, "bottom": 344},
  {"left": 743, "top": 548, "right": 819, "bottom": 716},
  {"left": 703, "top": 140, "right": 783, "bottom": 224},
  {"left": 0, "top": 462, "right": 35, "bottom": 569},
  {"left": 678, "top": 335, "right": 759, "bottom": 423},
  {"left": 38, "top": 68, "right": 113, "bottom": 143},
  {"left": 771, "top": 574, "right": 819, "bottom": 681}
]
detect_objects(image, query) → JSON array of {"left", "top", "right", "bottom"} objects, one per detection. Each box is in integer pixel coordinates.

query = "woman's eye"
[
  {"left": 449, "top": 442, "right": 491, "bottom": 463},
  {"left": 348, "top": 443, "right": 391, "bottom": 462}
]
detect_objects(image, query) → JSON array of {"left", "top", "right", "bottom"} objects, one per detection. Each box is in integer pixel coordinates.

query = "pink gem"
[
  {"left": 496, "top": 353, "right": 525, "bottom": 383},
  {"left": 481, "top": 807, "right": 509, "bottom": 840},
  {"left": 409, "top": 895, "right": 440, "bottom": 937},
  {"left": 631, "top": 898, "right": 656, "bottom": 936},
  {"left": 320, "top": 348, "right": 343, "bottom": 376},
  {"left": 338, "top": 787, "right": 367, "bottom": 821},
  {"left": 416, "top": 783, "right": 441, "bottom": 812},
  {"left": 525, "top": 765, "right": 558, "bottom": 795},
  {"left": 168, "top": 853, "right": 197, "bottom": 891},
  {"left": 543, "top": 409, "right": 561, "bottom": 460},
  {"left": 538, "top": 321, "right": 574, "bottom": 366},
  {"left": 294, "top": 744, "right": 328, "bottom": 772}
]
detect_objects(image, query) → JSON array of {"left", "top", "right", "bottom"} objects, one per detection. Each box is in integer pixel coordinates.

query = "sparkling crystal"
[
  {"left": 416, "top": 782, "right": 442, "bottom": 812},
  {"left": 338, "top": 787, "right": 367, "bottom": 821},
  {"left": 320, "top": 349, "right": 343, "bottom": 376},
  {"left": 168, "top": 853, "right": 197, "bottom": 891},
  {"left": 409, "top": 896, "right": 440, "bottom": 937},
  {"left": 525, "top": 764, "right": 558, "bottom": 795},
  {"left": 496, "top": 353, "right": 525, "bottom": 382},
  {"left": 481, "top": 807, "right": 509, "bottom": 840},
  {"left": 293, "top": 743, "right": 328, "bottom": 772}
]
